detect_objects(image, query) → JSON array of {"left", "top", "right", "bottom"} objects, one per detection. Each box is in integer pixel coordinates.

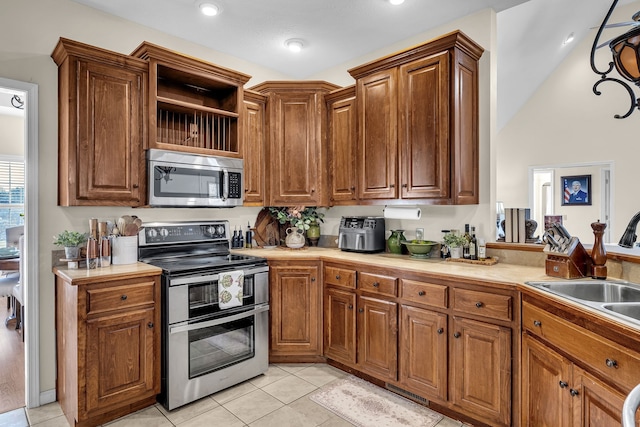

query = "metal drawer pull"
[
  {"left": 453, "top": 332, "right": 461, "bottom": 338},
  {"left": 475, "top": 301, "right": 483, "bottom": 308},
  {"left": 533, "top": 320, "right": 542, "bottom": 327},
  {"left": 372, "top": 282, "right": 379, "bottom": 287},
  {"left": 148, "top": 322, "right": 154, "bottom": 328},
  {"left": 559, "top": 381, "right": 568, "bottom": 388},
  {"left": 348, "top": 304, "right": 353, "bottom": 310},
  {"left": 437, "top": 328, "right": 444, "bottom": 334},
  {"left": 336, "top": 275, "right": 341, "bottom": 280},
  {"left": 418, "top": 291, "right": 426, "bottom": 296},
  {"left": 570, "top": 388, "right": 579, "bottom": 397},
  {"left": 121, "top": 295, "right": 128, "bottom": 300},
  {"left": 606, "top": 358, "right": 619, "bottom": 368}
]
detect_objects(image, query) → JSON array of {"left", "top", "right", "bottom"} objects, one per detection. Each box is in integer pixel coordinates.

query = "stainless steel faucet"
[{"left": 619, "top": 211, "right": 640, "bottom": 248}]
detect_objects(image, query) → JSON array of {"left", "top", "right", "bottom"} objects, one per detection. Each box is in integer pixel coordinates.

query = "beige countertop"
[
  {"left": 232, "top": 247, "right": 551, "bottom": 287},
  {"left": 53, "top": 262, "right": 162, "bottom": 284}
]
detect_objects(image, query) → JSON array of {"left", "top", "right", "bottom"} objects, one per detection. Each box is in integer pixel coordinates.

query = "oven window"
[
  {"left": 188, "top": 315, "right": 255, "bottom": 379},
  {"left": 188, "top": 274, "right": 256, "bottom": 318},
  {"left": 153, "top": 165, "right": 222, "bottom": 199}
]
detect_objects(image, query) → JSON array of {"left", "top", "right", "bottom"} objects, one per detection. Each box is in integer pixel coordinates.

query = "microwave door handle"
[
  {"left": 222, "top": 169, "right": 229, "bottom": 200},
  {"left": 169, "top": 304, "right": 269, "bottom": 334}
]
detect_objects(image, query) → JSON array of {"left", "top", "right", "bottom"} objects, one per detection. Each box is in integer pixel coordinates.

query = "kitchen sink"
[
  {"left": 535, "top": 281, "right": 640, "bottom": 303},
  {"left": 603, "top": 304, "right": 640, "bottom": 322},
  {"left": 526, "top": 279, "right": 640, "bottom": 327}
]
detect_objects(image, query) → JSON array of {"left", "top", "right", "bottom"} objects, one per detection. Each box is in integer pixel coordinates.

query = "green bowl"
[{"left": 401, "top": 240, "right": 438, "bottom": 258}]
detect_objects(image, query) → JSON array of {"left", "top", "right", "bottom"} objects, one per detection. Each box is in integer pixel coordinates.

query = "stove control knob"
[
  {"left": 206, "top": 226, "right": 216, "bottom": 236},
  {"left": 147, "top": 228, "right": 158, "bottom": 238},
  {"left": 160, "top": 228, "right": 169, "bottom": 238},
  {"left": 216, "top": 225, "right": 225, "bottom": 236}
]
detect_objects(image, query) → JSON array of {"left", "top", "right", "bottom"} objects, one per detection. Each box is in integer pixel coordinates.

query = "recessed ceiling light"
[
  {"left": 389, "top": 0, "right": 405, "bottom": 5},
  {"left": 199, "top": 3, "right": 220, "bottom": 16},
  {"left": 563, "top": 32, "right": 575, "bottom": 46},
  {"left": 285, "top": 39, "right": 304, "bottom": 53}
]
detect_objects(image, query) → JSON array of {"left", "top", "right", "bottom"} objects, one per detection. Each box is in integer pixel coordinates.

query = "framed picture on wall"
[{"left": 561, "top": 175, "right": 591, "bottom": 206}]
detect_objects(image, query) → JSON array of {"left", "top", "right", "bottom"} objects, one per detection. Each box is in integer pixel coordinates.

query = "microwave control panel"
[{"left": 228, "top": 172, "right": 241, "bottom": 199}]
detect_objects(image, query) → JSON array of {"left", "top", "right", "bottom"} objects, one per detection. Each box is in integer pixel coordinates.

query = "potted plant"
[
  {"left": 53, "top": 230, "right": 88, "bottom": 259},
  {"left": 443, "top": 232, "right": 466, "bottom": 259},
  {"left": 268, "top": 206, "right": 325, "bottom": 247}
]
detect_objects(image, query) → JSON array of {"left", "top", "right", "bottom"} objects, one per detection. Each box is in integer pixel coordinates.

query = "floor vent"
[{"left": 385, "top": 383, "right": 429, "bottom": 405}]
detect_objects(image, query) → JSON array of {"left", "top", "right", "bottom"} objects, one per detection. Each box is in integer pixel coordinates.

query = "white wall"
[
  {"left": 0, "top": 0, "right": 495, "bottom": 397},
  {"left": 0, "top": 115, "right": 24, "bottom": 156},
  {"left": 497, "top": 1, "right": 640, "bottom": 245}
]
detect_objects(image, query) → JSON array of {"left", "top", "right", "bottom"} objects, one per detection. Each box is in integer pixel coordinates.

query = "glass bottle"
[
  {"left": 463, "top": 224, "right": 471, "bottom": 259},
  {"left": 470, "top": 226, "right": 478, "bottom": 260},
  {"left": 387, "top": 230, "right": 406, "bottom": 254}
]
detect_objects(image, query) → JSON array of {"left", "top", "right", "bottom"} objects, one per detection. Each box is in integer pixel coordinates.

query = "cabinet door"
[
  {"left": 398, "top": 52, "right": 450, "bottom": 200},
  {"left": 328, "top": 92, "right": 357, "bottom": 204},
  {"left": 399, "top": 305, "right": 447, "bottom": 400},
  {"left": 522, "top": 334, "right": 572, "bottom": 427},
  {"left": 357, "top": 295, "right": 397, "bottom": 381},
  {"left": 357, "top": 69, "right": 398, "bottom": 200},
  {"left": 84, "top": 307, "right": 156, "bottom": 415},
  {"left": 75, "top": 59, "right": 145, "bottom": 205},
  {"left": 268, "top": 92, "right": 322, "bottom": 205},
  {"left": 324, "top": 287, "right": 356, "bottom": 364},
  {"left": 242, "top": 93, "right": 266, "bottom": 205},
  {"left": 573, "top": 367, "right": 633, "bottom": 427},
  {"left": 450, "top": 316, "right": 511, "bottom": 426},
  {"left": 269, "top": 262, "right": 322, "bottom": 357}
]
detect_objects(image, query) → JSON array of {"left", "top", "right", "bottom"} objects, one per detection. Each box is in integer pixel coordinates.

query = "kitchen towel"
[
  {"left": 383, "top": 206, "right": 422, "bottom": 220},
  {"left": 218, "top": 270, "right": 244, "bottom": 309}
]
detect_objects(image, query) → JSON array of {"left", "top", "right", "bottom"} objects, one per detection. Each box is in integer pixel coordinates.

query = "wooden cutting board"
[{"left": 253, "top": 208, "right": 280, "bottom": 247}]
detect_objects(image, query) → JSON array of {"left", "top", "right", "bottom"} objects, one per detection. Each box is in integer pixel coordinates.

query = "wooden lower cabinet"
[
  {"left": 450, "top": 316, "right": 511, "bottom": 426},
  {"left": 399, "top": 305, "right": 447, "bottom": 400},
  {"left": 522, "top": 333, "right": 630, "bottom": 426},
  {"left": 324, "top": 287, "right": 356, "bottom": 364},
  {"left": 357, "top": 295, "right": 397, "bottom": 381},
  {"left": 54, "top": 270, "right": 161, "bottom": 427},
  {"left": 269, "top": 260, "right": 323, "bottom": 361}
]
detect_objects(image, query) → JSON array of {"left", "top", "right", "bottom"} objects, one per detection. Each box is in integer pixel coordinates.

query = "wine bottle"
[
  {"left": 470, "top": 226, "right": 478, "bottom": 260},
  {"left": 463, "top": 224, "right": 471, "bottom": 259}
]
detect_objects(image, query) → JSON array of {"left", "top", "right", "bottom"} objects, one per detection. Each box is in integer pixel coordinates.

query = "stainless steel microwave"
[{"left": 148, "top": 149, "right": 243, "bottom": 207}]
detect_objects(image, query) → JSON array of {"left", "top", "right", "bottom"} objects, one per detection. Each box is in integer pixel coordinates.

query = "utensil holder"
[
  {"left": 545, "top": 238, "right": 592, "bottom": 279},
  {"left": 112, "top": 236, "right": 138, "bottom": 265}
]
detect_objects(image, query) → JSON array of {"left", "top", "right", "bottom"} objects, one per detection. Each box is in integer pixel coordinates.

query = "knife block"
[{"left": 545, "top": 238, "right": 592, "bottom": 279}]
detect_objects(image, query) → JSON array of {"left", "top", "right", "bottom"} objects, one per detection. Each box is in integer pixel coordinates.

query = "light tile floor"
[{"left": 2, "top": 364, "right": 466, "bottom": 427}]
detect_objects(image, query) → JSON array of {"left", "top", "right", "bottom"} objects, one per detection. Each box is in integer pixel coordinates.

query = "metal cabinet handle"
[
  {"left": 570, "top": 388, "right": 579, "bottom": 397},
  {"left": 453, "top": 332, "right": 461, "bottom": 338},
  {"left": 475, "top": 301, "right": 483, "bottom": 308},
  {"left": 359, "top": 308, "right": 364, "bottom": 313},
  {"left": 559, "top": 381, "right": 568, "bottom": 388},
  {"left": 336, "top": 275, "right": 341, "bottom": 280},
  {"left": 350, "top": 186, "right": 355, "bottom": 191},
  {"left": 418, "top": 291, "right": 426, "bottom": 296},
  {"left": 372, "top": 282, "right": 379, "bottom": 287},
  {"left": 311, "top": 277, "right": 316, "bottom": 282},
  {"left": 606, "top": 358, "right": 619, "bottom": 368},
  {"left": 121, "top": 295, "right": 128, "bottom": 301},
  {"left": 437, "top": 328, "right": 444, "bottom": 334},
  {"left": 133, "top": 184, "right": 139, "bottom": 188},
  {"left": 533, "top": 320, "right": 542, "bottom": 327},
  {"left": 402, "top": 184, "right": 408, "bottom": 188},
  {"left": 348, "top": 304, "right": 353, "bottom": 310},
  {"left": 147, "top": 322, "right": 154, "bottom": 329},
  {"left": 390, "top": 184, "right": 395, "bottom": 188}
]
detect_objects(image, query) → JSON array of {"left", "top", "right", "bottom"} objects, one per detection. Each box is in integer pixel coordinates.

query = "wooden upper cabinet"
[
  {"left": 242, "top": 90, "right": 267, "bottom": 206},
  {"left": 251, "top": 81, "right": 340, "bottom": 206},
  {"left": 131, "top": 42, "right": 251, "bottom": 158},
  {"left": 357, "top": 70, "right": 398, "bottom": 200},
  {"left": 326, "top": 86, "right": 358, "bottom": 205},
  {"left": 348, "top": 30, "right": 483, "bottom": 205},
  {"left": 52, "top": 38, "right": 148, "bottom": 206}
]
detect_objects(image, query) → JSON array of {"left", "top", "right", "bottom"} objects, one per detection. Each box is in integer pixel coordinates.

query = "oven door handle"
[
  {"left": 169, "top": 304, "right": 269, "bottom": 334},
  {"left": 168, "top": 266, "right": 269, "bottom": 286}
]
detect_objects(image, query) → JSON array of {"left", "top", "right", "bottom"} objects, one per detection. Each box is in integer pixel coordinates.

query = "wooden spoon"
[{"left": 124, "top": 223, "right": 139, "bottom": 236}]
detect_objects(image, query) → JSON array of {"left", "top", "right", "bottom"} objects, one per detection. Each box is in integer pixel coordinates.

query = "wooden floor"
[{"left": 0, "top": 296, "right": 24, "bottom": 414}]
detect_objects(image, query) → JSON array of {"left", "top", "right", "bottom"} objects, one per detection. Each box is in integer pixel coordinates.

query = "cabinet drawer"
[
  {"left": 359, "top": 272, "right": 397, "bottom": 297},
  {"left": 324, "top": 266, "right": 356, "bottom": 289},
  {"left": 452, "top": 288, "right": 512, "bottom": 321},
  {"left": 87, "top": 280, "right": 156, "bottom": 315},
  {"left": 523, "top": 301, "right": 640, "bottom": 392},
  {"left": 401, "top": 279, "right": 447, "bottom": 308}
]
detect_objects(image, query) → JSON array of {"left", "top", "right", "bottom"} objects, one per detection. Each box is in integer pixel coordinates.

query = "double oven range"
[{"left": 138, "top": 221, "right": 269, "bottom": 411}]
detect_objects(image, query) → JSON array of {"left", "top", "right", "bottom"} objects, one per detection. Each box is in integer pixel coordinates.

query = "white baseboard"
[{"left": 37, "top": 389, "right": 56, "bottom": 407}]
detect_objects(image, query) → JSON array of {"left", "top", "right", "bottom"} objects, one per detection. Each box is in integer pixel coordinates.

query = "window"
[{"left": 0, "top": 156, "right": 25, "bottom": 247}]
